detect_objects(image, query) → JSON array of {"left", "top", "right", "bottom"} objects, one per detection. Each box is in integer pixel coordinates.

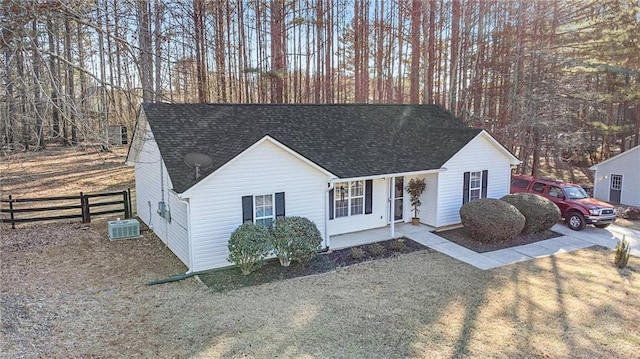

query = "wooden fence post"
[
  {"left": 127, "top": 188, "right": 132, "bottom": 219},
  {"left": 8, "top": 195, "right": 15, "bottom": 229},
  {"left": 80, "top": 192, "right": 91, "bottom": 223},
  {"left": 122, "top": 190, "right": 129, "bottom": 219},
  {"left": 85, "top": 195, "right": 91, "bottom": 223}
]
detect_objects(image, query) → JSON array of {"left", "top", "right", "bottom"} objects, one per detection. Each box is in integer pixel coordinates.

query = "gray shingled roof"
[{"left": 140, "top": 103, "right": 482, "bottom": 193}]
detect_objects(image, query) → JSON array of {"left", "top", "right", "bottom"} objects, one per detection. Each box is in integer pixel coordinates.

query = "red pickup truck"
[{"left": 510, "top": 175, "right": 616, "bottom": 231}]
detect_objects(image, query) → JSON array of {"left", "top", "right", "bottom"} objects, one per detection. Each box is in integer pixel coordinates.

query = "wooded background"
[{"left": 2, "top": 0, "right": 639, "bottom": 175}]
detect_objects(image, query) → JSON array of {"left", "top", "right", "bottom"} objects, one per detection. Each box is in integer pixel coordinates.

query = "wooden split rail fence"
[{"left": 1, "top": 189, "right": 132, "bottom": 229}]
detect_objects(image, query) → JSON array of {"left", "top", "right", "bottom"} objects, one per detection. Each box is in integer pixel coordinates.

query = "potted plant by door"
[{"left": 406, "top": 178, "right": 426, "bottom": 225}]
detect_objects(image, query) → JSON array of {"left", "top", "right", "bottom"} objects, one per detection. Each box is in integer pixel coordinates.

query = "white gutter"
[{"left": 331, "top": 168, "right": 446, "bottom": 183}]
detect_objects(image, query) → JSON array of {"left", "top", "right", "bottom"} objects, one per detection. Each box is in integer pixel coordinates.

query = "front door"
[
  {"left": 389, "top": 177, "right": 404, "bottom": 222},
  {"left": 610, "top": 174, "right": 622, "bottom": 203}
]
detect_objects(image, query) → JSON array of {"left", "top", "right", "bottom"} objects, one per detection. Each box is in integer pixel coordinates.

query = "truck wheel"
[
  {"left": 595, "top": 224, "right": 611, "bottom": 229},
  {"left": 566, "top": 212, "right": 586, "bottom": 231}
]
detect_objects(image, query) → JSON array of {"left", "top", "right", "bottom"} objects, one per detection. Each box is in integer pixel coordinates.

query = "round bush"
[
  {"left": 227, "top": 223, "right": 272, "bottom": 275},
  {"left": 272, "top": 216, "right": 322, "bottom": 264},
  {"left": 459, "top": 198, "right": 525, "bottom": 243},
  {"left": 500, "top": 193, "right": 561, "bottom": 234}
]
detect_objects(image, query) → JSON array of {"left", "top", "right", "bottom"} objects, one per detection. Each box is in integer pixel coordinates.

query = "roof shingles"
[{"left": 141, "top": 103, "right": 482, "bottom": 193}]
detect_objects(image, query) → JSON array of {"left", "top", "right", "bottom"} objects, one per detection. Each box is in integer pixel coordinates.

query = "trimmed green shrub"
[
  {"left": 615, "top": 235, "right": 631, "bottom": 269},
  {"left": 271, "top": 216, "right": 322, "bottom": 265},
  {"left": 368, "top": 243, "right": 385, "bottom": 257},
  {"left": 350, "top": 247, "right": 365, "bottom": 259},
  {"left": 227, "top": 223, "right": 272, "bottom": 275},
  {"left": 459, "top": 198, "right": 525, "bottom": 243},
  {"left": 501, "top": 193, "right": 561, "bottom": 234}
]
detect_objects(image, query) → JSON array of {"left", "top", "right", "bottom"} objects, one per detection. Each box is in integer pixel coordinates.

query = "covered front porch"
[{"left": 330, "top": 222, "right": 436, "bottom": 250}]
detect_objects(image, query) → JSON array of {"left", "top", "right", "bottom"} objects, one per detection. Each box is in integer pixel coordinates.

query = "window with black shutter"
[
  {"left": 463, "top": 170, "right": 488, "bottom": 204},
  {"left": 241, "top": 192, "right": 285, "bottom": 227},
  {"left": 329, "top": 179, "right": 373, "bottom": 219}
]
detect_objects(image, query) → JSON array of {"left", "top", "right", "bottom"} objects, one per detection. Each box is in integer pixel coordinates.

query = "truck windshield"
[{"left": 564, "top": 185, "right": 589, "bottom": 199}]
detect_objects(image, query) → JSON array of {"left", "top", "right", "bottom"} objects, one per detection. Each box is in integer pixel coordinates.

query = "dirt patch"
[
  {"left": 435, "top": 227, "right": 563, "bottom": 253},
  {"left": 199, "top": 238, "right": 428, "bottom": 292}
]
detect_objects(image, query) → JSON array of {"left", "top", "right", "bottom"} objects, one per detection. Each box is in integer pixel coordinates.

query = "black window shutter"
[
  {"left": 328, "top": 188, "right": 334, "bottom": 220},
  {"left": 364, "top": 179, "right": 373, "bottom": 214},
  {"left": 463, "top": 172, "right": 470, "bottom": 204},
  {"left": 481, "top": 170, "right": 488, "bottom": 198},
  {"left": 275, "top": 192, "right": 285, "bottom": 218},
  {"left": 242, "top": 196, "right": 253, "bottom": 223}
]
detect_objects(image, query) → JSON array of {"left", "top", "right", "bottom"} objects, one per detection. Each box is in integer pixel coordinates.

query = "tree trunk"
[
  {"left": 77, "top": 23, "right": 87, "bottom": 139},
  {"left": 154, "top": 0, "right": 163, "bottom": 102},
  {"left": 409, "top": 0, "right": 422, "bottom": 104},
  {"left": 137, "top": 0, "right": 153, "bottom": 102},
  {"left": 427, "top": 1, "right": 435, "bottom": 104},
  {"left": 47, "top": 16, "right": 60, "bottom": 141},
  {"left": 31, "top": 20, "right": 45, "bottom": 149},
  {"left": 97, "top": 0, "right": 110, "bottom": 151},
  {"left": 64, "top": 16, "right": 77, "bottom": 145},
  {"left": 4, "top": 40, "right": 16, "bottom": 147},
  {"left": 449, "top": 0, "right": 460, "bottom": 113}
]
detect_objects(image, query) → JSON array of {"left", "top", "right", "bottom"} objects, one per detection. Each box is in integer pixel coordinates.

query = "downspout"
[
  {"left": 325, "top": 180, "right": 335, "bottom": 249},
  {"left": 160, "top": 160, "right": 165, "bottom": 205},
  {"left": 148, "top": 194, "right": 195, "bottom": 285},
  {"left": 390, "top": 177, "right": 395, "bottom": 238},
  {"left": 146, "top": 270, "right": 210, "bottom": 285},
  {"left": 159, "top": 160, "right": 168, "bottom": 246},
  {"left": 177, "top": 195, "right": 194, "bottom": 273}
]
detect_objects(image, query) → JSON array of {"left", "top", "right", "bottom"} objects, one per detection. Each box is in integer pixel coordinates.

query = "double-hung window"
[
  {"left": 469, "top": 171, "right": 482, "bottom": 201},
  {"left": 254, "top": 194, "right": 274, "bottom": 227},
  {"left": 463, "top": 170, "right": 488, "bottom": 204},
  {"left": 335, "top": 181, "right": 365, "bottom": 218},
  {"left": 242, "top": 192, "right": 285, "bottom": 227}
]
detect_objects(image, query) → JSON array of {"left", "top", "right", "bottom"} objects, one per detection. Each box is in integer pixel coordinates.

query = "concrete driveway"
[
  {"left": 406, "top": 222, "right": 639, "bottom": 270},
  {"left": 604, "top": 224, "right": 640, "bottom": 256},
  {"left": 551, "top": 223, "right": 640, "bottom": 257}
]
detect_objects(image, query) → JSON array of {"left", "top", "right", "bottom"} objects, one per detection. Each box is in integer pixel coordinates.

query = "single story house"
[
  {"left": 126, "top": 103, "right": 520, "bottom": 272},
  {"left": 589, "top": 145, "right": 640, "bottom": 207}
]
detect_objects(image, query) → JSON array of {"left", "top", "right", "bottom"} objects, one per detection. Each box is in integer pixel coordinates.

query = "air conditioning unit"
[
  {"left": 108, "top": 219, "right": 140, "bottom": 240},
  {"left": 108, "top": 125, "right": 128, "bottom": 145}
]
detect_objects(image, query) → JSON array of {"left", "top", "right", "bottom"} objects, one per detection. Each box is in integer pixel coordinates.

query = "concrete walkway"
[{"left": 402, "top": 223, "right": 640, "bottom": 270}]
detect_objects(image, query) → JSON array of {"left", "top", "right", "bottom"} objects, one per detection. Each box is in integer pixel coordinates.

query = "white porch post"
[{"left": 390, "top": 177, "right": 395, "bottom": 238}]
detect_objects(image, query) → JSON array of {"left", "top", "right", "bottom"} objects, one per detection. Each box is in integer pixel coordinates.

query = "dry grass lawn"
[
  {"left": 2, "top": 146, "right": 640, "bottom": 358},
  {"left": 2, "top": 221, "right": 639, "bottom": 358},
  {"left": 1, "top": 144, "right": 133, "bottom": 197}
]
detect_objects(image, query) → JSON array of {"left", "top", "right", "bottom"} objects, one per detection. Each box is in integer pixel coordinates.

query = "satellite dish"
[{"left": 184, "top": 152, "right": 214, "bottom": 180}]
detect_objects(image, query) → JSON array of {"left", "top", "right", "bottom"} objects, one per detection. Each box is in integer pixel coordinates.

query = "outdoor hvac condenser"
[{"left": 108, "top": 219, "right": 140, "bottom": 240}]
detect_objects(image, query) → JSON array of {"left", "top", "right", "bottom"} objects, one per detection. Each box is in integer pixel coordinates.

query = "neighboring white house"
[
  {"left": 589, "top": 145, "right": 640, "bottom": 207},
  {"left": 126, "top": 103, "right": 520, "bottom": 272}
]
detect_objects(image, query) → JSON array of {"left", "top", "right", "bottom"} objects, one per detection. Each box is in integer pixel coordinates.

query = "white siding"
[
  {"left": 592, "top": 147, "right": 640, "bottom": 207},
  {"left": 418, "top": 174, "right": 439, "bottom": 227},
  {"left": 328, "top": 178, "right": 389, "bottom": 236},
  {"left": 185, "top": 140, "right": 329, "bottom": 272},
  {"left": 436, "top": 133, "right": 514, "bottom": 227},
  {"left": 133, "top": 127, "right": 190, "bottom": 267}
]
